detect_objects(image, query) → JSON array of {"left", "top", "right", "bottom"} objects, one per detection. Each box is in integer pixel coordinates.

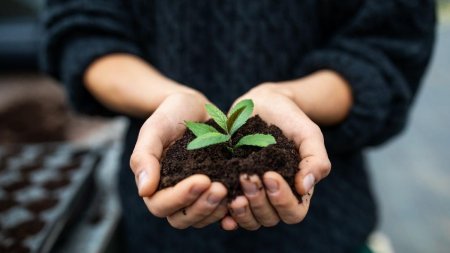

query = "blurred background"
[{"left": 0, "top": 1, "right": 449, "bottom": 253}]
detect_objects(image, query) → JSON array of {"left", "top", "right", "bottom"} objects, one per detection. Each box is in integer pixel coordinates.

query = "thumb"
[
  {"left": 295, "top": 155, "right": 331, "bottom": 195},
  {"left": 294, "top": 127, "right": 331, "bottom": 195},
  {"left": 130, "top": 148, "right": 161, "bottom": 197},
  {"left": 130, "top": 117, "right": 166, "bottom": 197}
]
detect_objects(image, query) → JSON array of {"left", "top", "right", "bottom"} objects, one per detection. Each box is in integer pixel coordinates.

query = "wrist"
[
  {"left": 273, "top": 70, "right": 353, "bottom": 125},
  {"left": 84, "top": 53, "right": 206, "bottom": 118}
]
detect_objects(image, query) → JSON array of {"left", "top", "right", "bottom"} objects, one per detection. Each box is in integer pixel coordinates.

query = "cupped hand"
[
  {"left": 221, "top": 83, "right": 331, "bottom": 231},
  {"left": 130, "top": 92, "right": 229, "bottom": 229}
]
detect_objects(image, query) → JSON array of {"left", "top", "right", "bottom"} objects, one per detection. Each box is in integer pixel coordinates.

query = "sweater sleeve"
[
  {"left": 40, "top": 0, "right": 144, "bottom": 116},
  {"left": 297, "top": 0, "right": 436, "bottom": 154}
]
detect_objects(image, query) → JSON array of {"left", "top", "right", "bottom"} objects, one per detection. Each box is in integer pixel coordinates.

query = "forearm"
[
  {"left": 84, "top": 53, "right": 202, "bottom": 118},
  {"left": 275, "top": 70, "right": 353, "bottom": 126}
]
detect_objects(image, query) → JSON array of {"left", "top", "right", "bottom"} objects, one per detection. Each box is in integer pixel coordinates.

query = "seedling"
[{"left": 185, "top": 99, "right": 276, "bottom": 152}]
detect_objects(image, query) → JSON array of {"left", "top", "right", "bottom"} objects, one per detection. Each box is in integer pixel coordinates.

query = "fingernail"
[
  {"left": 190, "top": 185, "right": 204, "bottom": 196},
  {"left": 207, "top": 194, "right": 221, "bottom": 205},
  {"left": 264, "top": 178, "right": 279, "bottom": 193},
  {"left": 242, "top": 181, "right": 258, "bottom": 196},
  {"left": 138, "top": 171, "right": 149, "bottom": 190},
  {"left": 234, "top": 207, "right": 245, "bottom": 216},
  {"left": 303, "top": 174, "right": 315, "bottom": 193}
]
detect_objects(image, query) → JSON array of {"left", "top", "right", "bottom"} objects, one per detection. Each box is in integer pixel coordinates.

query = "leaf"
[
  {"left": 205, "top": 104, "right": 228, "bottom": 133},
  {"left": 185, "top": 121, "right": 219, "bottom": 137},
  {"left": 234, "top": 134, "right": 276, "bottom": 148},
  {"left": 227, "top": 99, "right": 254, "bottom": 135},
  {"left": 226, "top": 106, "right": 245, "bottom": 132},
  {"left": 187, "top": 132, "right": 230, "bottom": 150}
]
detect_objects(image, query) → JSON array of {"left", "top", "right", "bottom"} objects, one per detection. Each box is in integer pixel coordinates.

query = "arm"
[
  {"left": 84, "top": 53, "right": 201, "bottom": 118},
  {"left": 41, "top": 0, "right": 146, "bottom": 116},
  {"left": 42, "top": 0, "right": 228, "bottom": 229},
  {"left": 272, "top": 70, "right": 353, "bottom": 126},
  {"left": 224, "top": 0, "right": 435, "bottom": 230}
]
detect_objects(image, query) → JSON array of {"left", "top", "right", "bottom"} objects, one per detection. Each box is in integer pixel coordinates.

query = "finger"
[
  {"left": 221, "top": 216, "right": 238, "bottom": 231},
  {"left": 240, "top": 94, "right": 331, "bottom": 195},
  {"left": 192, "top": 199, "right": 229, "bottom": 228},
  {"left": 301, "top": 187, "right": 315, "bottom": 207},
  {"left": 240, "top": 174, "right": 279, "bottom": 227},
  {"left": 143, "top": 174, "right": 210, "bottom": 218},
  {"left": 130, "top": 110, "right": 179, "bottom": 197},
  {"left": 167, "top": 182, "right": 227, "bottom": 229},
  {"left": 229, "top": 196, "right": 260, "bottom": 231},
  {"left": 130, "top": 147, "right": 162, "bottom": 197},
  {"left": 263, "top": 171, "right": 309, "bottom": 224}
]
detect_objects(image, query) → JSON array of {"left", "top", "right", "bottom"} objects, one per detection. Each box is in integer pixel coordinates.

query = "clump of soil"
[
  {"left": 0, "top": 198, "right": 17, "bottom": 212},
  {"left": 20, "top": 163, "right": 43, "bottom": 174},
  {"left": 58, "top": 161, "right": 81, "bottom": 173},
  {"left": 160, "top": 116, "right": 300, "bottom": 200},
  {"left": 25, "top": 197, "right": 58, "bottom": 214},
  {"left": 6, "top": 219, "right": 45, "bottom": 240},
  {"left": 42, "top": 177, "right": 70, "bottom": 190},
  {"left": 3, "top": 178, "right": 31, "bottom": 193},
  {"left": 0, "top": 242, "right": 30, "bottom": 253},
  {"left": 0, "top": 99, "right": 68, "bottom": 144}
]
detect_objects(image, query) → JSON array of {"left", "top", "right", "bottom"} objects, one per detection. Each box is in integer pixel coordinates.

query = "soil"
[
  {"left": 58, "top": 161, "right": 81, "bottom": 172},
  {"left": 25, "top": 197, "right": 58, "bottom": 214},
  {"left": 3, "top": 177, "right": 31, "bottom": 193},
  {"left": 20, "top": 162, "right": 43, "bottom": 174},
  {"left": 6, "top": 219, "right": 46, "bottom": 240},
  {"left": 160, "top": 116, "right": 300, "bottom": 200},
  {"left": 0, "top": 99, "right": 68, "bottom": 144},
  {"left": 0, "top": 242, "right": 30, "bottom": 253},
  {"left": 0, "top": 198, "right": 17, "bottom": 212},
  {"left": 0, "top": 158, "right": 6, "bottom": 172},
  {"left": 42, "top": 177, "right": 70, "bottom": 190}
]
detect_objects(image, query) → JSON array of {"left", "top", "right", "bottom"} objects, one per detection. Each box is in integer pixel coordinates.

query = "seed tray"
[{"left": 0, "top": 144, "right": 100, "bottom": 253}]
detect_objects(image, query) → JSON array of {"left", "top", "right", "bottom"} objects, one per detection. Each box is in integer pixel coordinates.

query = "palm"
[
  {"left": 221, "top": 86, "right": 331, "bottom": 231},
  {"left": 131, "top": 92, "right": 229, "bottom": 229}
]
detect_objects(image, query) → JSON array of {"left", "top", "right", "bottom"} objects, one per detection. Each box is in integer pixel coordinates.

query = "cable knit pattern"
[{"left": 40, "top": 0, "right": 435, "bottom": 252}]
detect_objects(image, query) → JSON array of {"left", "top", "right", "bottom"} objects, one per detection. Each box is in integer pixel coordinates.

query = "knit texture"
[{"left": 41, "top": 0, "right": 435, "bottom": 252}]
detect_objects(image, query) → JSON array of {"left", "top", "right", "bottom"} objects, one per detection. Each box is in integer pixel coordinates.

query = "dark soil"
[
  {"left": 58, "top": 161, "right": 81, "bottom": 172},
  {"left": 25, "top": 197, "right": 58, "bottom": 214},
  {"left": 160, "top": 116, "right": 300, "bottom": 200},
  {"left": 0, "top": 242, "right": 30, "bottom": 253},
  {"left": 0, "top": 99, "right": 68, "bottom": 144},
  {"left": 42, "top": 177, "right": 70, "bottom": 190},
  {"left": 6, "top": 219, "right": 45, "bottom": 240},
  {"left": 0, "top": 158, "right": 6, "bottom": 172},
  {"left": 72, "top": 150, "right": 89, "bottom": 160},
  {"left": 3, "top": 177, "right": 31, "bottom": 192},
  {"left": 20, "top": 162, "right": 43, "bottom": 174},
  {"left": 0, "top": 198, "right": 17, "bottom": 212}
]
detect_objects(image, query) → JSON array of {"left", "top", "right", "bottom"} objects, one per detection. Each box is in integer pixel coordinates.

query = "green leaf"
[
  {"left": 235, "top": 134, "right": 276, "bottom": 148},
  {"left": 187, "top": 132, "right": 230, "bottom": 150},
  {"left": 205, "top": 104, "right": 228, "bottom": 133},
  {"left": 227, "top": 99, "right": 254, "bottom": 135},
  {"left": 185, "top": 121, "right": 219, "bottom": 137},
  {"left": 226, "top": 107, "right": 245, "bottom": 132}
]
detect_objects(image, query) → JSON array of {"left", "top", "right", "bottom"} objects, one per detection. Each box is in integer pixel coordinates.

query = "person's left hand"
[{"left": 220, "top": 83, "right": 331, "bottom": 231}]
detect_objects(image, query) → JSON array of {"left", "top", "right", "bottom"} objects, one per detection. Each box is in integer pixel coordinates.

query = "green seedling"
[{"left": 185, "top": 99, "right": 276, "bottom": 152}]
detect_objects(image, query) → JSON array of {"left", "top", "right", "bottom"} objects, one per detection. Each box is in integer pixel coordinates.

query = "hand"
[
  {"left": 130, "top": 92, "right": 229, "bottom": 229},
  {"left": 221, "top": 83, "right": 331, "bottom": 231}
]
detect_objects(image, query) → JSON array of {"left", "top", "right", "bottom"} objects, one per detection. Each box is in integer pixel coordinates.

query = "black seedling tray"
[{"left": 0, "top": 144, "right": 100, "bottom": 253}]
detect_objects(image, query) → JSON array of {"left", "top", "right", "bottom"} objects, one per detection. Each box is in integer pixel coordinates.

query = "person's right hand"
[{"left": 130, "top": 92, "right": 229, "bottom": 229}]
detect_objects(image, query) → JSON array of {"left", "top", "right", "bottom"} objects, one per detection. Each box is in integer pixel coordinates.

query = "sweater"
[{"left": 40, "top": 0, "right": 435, "bottom": 252}]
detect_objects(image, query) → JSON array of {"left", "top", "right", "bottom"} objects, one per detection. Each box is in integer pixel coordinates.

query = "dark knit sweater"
[{"left": 41, "top": 0, "right": 435, "bottom": 252}]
